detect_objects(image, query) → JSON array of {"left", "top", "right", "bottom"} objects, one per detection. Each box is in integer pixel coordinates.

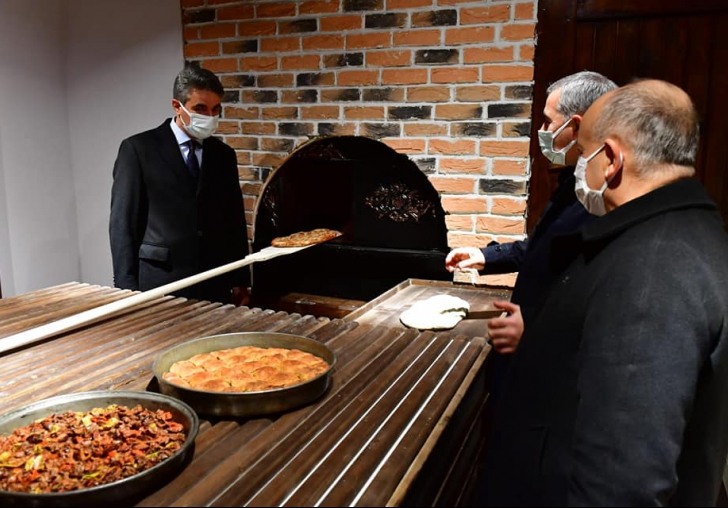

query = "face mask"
[
  {"left": 574, "top": 144, "right": 618, "bottom": 216},
  {"left": 178, "top": 102, "right": 219, "bottom": 139},
  {"left": 538, "top": 117, "right": 576, "bottom": 166}
]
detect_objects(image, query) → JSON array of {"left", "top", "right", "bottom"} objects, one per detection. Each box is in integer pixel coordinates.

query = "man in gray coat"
[{"left": 482, "top": 79, "right": 728, "bottom": 506}]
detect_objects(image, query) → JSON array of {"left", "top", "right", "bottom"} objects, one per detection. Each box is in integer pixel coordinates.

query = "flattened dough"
[{"left": 400, "top": 294, "right": 471, "bottom": 331}]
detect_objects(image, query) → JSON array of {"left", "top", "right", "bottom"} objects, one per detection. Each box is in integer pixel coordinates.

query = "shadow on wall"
[{"left": 0, "top": 126, "right": 13, "bottom": 297}]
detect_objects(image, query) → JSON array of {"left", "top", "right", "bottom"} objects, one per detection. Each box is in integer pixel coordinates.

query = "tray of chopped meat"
[
  {"left": 0, "top": 390, "right": 198, "bottom": 507},
  {"left": 153, "top": 332, "right": 336, "bottom": 418}
]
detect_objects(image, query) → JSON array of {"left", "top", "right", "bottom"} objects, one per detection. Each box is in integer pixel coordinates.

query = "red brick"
[
  {"left": 491, "top": 197, "right": 527, "bottom": 215},
  {"left": 382, "top": 68, "right": 428, "bottom": 85},
  {"left": 261, "top": 107, "right": 298, "bottom": 120},
  {"left": 338, "top": 70, "right": 379, "bottom": 86},
  {"left": 430, "top": 176, "right": 476, "bottom": 193},
  {"left": 382, "top": 138, "right": 426, "bottom": 154},
  {"left": 257, "top": 3, "right": 296, "bottom": 18},
  {"left": 431, "top": 67, "right": 480, "bottom": 84},
  {"left": 303, "top": 35, "right": 345, "bottom": 51},
  {"left": 389, "top": 0, "right": 433, "bottom": 8},
  {"left": 492, "top": 159, "right": 528, "bottom": 175},
  {"left": 480, "top": 140, "right": 530, "bottom": 157},
  {"left": 301, "top": 0, "right": 340, "bottom": 15},
  {"left": 481, "top": 64, "right": 533, "bottom": 82},
  {"left": 407, "top": 86, "right": 450, "bottom": 103},
  {"left": 281, "top": 54, "right": 320, "bottom": 70},
  {"left": 447, "top": 232, "right": 492, "bottom": 250},
  {"left": 366, "top": 50, "right": 412, "bottom": 67},
  {"left": 476, "top": 216, "right": 526, "bottom": 235},
  {"left": 446, "top": 215, "right": 475, "bottom": 231},
  {"left": 184, "top": 42, "right": 220, "bottom": 58},
  {"left": 404, "top": 123, "right": 448, "bottom": 136},
  {"left": 439, "top": 157, "right": 486, "bottom": 174},
  {"left": 501, "top": 23, "right": 536, "bottom": 42},
  {"left": 429, "top": 139, "right": 477, "bottom": 155},
  {"left": 253, "top": 152, "right": 286, "bottom": 167},
  {"left": 217, "top": 5, "right": 255, "bottom": 21},
  {"left": 344, "top": 106, "right": 385, "bottom": 119},
  {"left": 347, "top": 32, "right": 391, "bottom": 49},
  {"left": 464, "top": 46, "right": 515, "bottom": 64},
  {"left": 301, "top": 106, "right": 341, "bottom": 119},
  {"left": 216, "top": 120, "right": 240, "bottom": 134},
  {"left": 393, "top": 30, "right": 441, "bottom": 47},
  {"left": 181, "top": 0, "right": 204, "bottom": 7},
  {"left": 260, "top": 37, "right": 301, "bottom": 53},
  {"left": 238, "top": 21, "right": 276, "bottom": 36},
  {"left": 226, "top": 136, "right": 259, "bottom": 150},
  {"left": 435, "top": 104, "right": 483, "bottom": 120},
  {"left": 456, "top": 85, "right": 501, "bottom": 102},
  {"left": 515, "top": 2, "right": 536, "bottom": 20},
  {"left": 184, "top": 26, "right": 199, "bottom": 42},
  {"left": 258, "top": 73, "right": 295, "bottom": 87},
  {"left": 203, "top": 57, "right": 238, "bottom": 73},
  {"left": 320, "top": 15, "right": 362, "bottom": 32},
  {"left": 226, "top": 106, "right": 259, "bottom": 120},
  {"left": 242, "top": 122, "right": 277, "bottom": 135},
  {"left": 441, "top": 196, "right": 488, "bottom": 213},
  {"left": 445, "top": 26, "right": 495, "bottom": 46},
  {"left": 520, "top": 43, "right": 535, "bottom": 61},
  {"left": 460, "top": 5, "right": 510, "bottom": 24},
  {"left": 240, "top": 56, "right": 278, "bottom": 72}
]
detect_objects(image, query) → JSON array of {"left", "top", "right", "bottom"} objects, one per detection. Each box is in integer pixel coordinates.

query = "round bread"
[{"left": 400, "top": 294, "right": 471, "bottom": 331}]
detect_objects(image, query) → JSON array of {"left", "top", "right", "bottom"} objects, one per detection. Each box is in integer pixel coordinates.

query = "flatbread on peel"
[{"left": 400, "top": 294, "right": 471, "bottom": 331}]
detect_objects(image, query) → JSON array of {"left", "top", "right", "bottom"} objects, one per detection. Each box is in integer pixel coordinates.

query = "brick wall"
[{"left": 180, "top": 0, "right": 537, "bottom": 285}]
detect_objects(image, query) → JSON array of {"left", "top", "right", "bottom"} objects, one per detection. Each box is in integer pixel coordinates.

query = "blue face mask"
[{"left": 538, "top": 117, "right": 576, "bottom": 166}]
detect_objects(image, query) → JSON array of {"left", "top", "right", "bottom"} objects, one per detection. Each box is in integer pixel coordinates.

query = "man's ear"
[
  {"left": 603, "top": 138, "right": 624, "bottom": 179},
  {"left": 571, "top": 114, "right": 583, "bottom": 135}
]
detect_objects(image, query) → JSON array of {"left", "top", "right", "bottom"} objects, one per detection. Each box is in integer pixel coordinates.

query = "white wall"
[
  {"left": 66, "top": 0, "right": 184, "bottom": 289},
  {"left": 0, "top": 0, "right": 183, "bottom": 297}
]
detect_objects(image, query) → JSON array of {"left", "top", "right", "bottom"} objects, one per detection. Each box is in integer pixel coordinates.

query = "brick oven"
[
  {"left": 180, "top": 0, "right": 536, "bottom": 307},
  {"left": 250, "top": 135, "right": 451, "bottom": 316}
]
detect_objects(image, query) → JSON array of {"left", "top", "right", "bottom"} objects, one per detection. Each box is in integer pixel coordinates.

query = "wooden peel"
[{"left": 0, "top": 244, "right": 314, "bottom": 355}]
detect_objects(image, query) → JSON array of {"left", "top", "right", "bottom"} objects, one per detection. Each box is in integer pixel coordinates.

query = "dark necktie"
[{"left": 185, "top": 140, "right": 200, "bottom": 179}]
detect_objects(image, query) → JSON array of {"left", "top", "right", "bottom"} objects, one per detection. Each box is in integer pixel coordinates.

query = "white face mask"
[
  {"left": 538, "top": 117, "right": 576, "bottom": 166},
  {"left": 178, "top": 102, "right": 219, "bottom": 139},
  {"left": 574, "top": 144, "right": 618, "bottom": 216}
]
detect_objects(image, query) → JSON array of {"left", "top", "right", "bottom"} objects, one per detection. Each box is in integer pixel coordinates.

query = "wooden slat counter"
[{"left": 0, "top": 281, "right": 496, "bottom": 506}]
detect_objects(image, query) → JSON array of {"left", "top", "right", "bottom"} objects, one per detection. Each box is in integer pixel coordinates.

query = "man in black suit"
[
  {"left": 482, "top": 79, "right": 728, "bottom": 506},
  {"left": 109, "top": 62, "right": 250, "bottom": 305}
]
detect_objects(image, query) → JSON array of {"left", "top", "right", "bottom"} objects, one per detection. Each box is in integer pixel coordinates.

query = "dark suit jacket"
[
  {"left": 109, "top": 119, "right": 250, "bottom": 304},
  {"left": 482, "top": 179, "right": 728, "bottom": 506}
]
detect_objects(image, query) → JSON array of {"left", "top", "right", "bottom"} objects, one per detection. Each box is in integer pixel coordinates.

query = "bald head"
[{"left": 589, "top": 79, "right": 699, "bottom": 178}]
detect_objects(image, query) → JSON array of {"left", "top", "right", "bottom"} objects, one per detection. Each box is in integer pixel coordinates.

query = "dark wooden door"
[{"left": 528, "top": 0, "right": 728, "bottom": 233}]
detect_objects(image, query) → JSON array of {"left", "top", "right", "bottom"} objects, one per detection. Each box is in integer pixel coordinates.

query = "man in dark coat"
[
  {"left": 445, "top": 71, "right": 617, "bottom": 399},
  {"left": 482, "top": 79, "right": 728, "bottom": 506},
  {"left": 109, "top": 62, "right": 250, "bottom": 305}
]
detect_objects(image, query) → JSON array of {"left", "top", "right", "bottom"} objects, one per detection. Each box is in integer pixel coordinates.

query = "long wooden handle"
[{"left": 0, "top": 245, "right": 310, "bottom": 355}]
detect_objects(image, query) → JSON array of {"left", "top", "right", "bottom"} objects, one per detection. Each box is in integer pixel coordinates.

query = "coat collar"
[{"left": 580, "top": 178, "right": 717, "bottom": 243}]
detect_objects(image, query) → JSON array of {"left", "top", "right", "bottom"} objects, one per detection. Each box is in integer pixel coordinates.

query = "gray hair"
[
  {"left": 548, "top": 71, "right": 618, "bottom": 118},
  {"left": 593, "top": 79, "right": 699, "bottom": 175},
  {"left": 173, "top": 61, "right": 224, "bottom": 103}
]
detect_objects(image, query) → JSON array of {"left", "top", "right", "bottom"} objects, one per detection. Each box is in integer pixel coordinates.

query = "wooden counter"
[{"left": 0, "top": 280, "right": 504, "bottom": 506}]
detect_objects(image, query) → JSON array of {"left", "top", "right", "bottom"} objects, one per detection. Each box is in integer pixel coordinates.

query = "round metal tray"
[
  {"left": 0, "top": 390, "right": 199, "bottom": 507},
  {"left": 153, "top": 332, "right": 336, "bottom": 418}
]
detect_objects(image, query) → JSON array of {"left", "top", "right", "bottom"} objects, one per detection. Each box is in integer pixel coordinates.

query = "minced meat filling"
[{"left": 0, "top": 404, "right": 186, "bottom": 494}]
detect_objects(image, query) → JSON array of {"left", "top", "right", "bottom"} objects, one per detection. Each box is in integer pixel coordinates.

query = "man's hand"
[
  {"left": 232, "top": 286, "right": 250, "bottom": 307},
  {"left": 445, "top": 247, "right": 486, "bottom": 272},
  {"left": 486, "top": 300, "right": 524, "bottom": 354}
]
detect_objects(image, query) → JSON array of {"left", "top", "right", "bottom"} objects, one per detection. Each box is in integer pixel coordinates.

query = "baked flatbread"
[
  {"left": 400, "top": 294, "right": 470, "bottom": 331},
  {"left": 271, "top": 228, "right": 342, "bottom": 248}
]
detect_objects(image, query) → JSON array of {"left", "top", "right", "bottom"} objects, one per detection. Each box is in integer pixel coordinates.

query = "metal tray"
[
  {"left": 0, "top": 390, "right": 199, "bottom": 507},
  {"left": 153, "top": 332, "right": 336, "bottom": 418}
]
